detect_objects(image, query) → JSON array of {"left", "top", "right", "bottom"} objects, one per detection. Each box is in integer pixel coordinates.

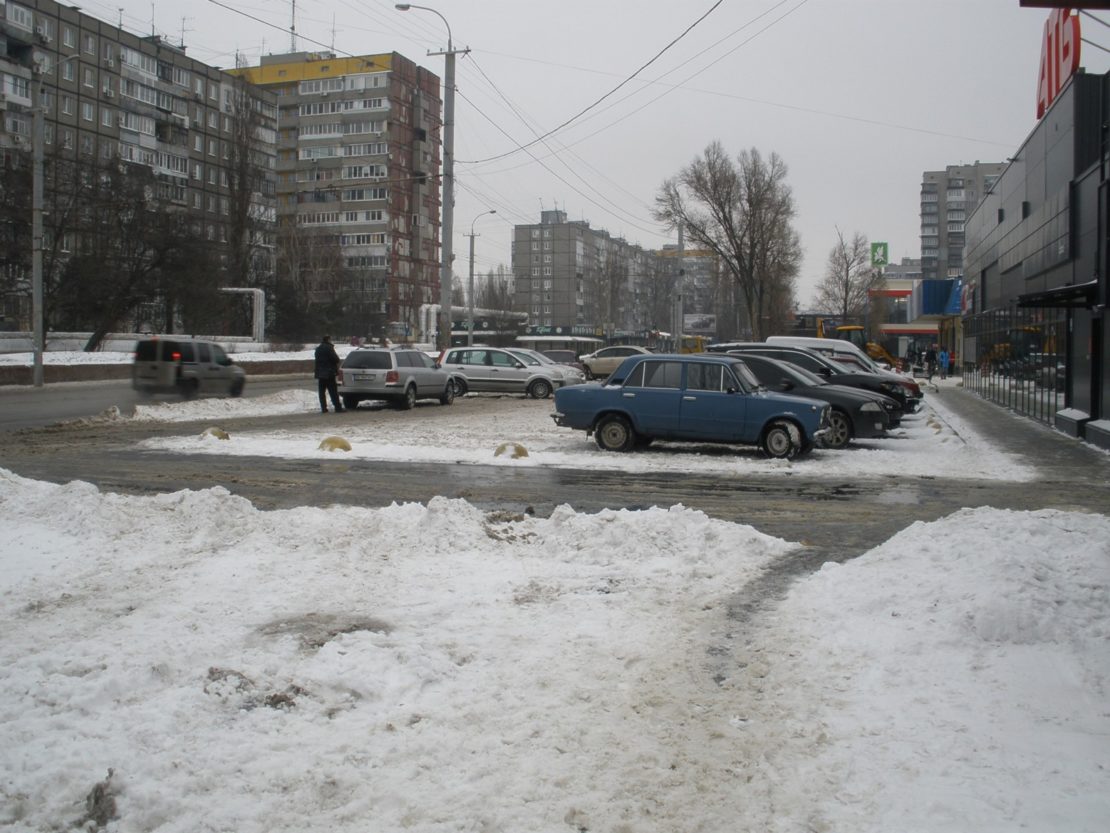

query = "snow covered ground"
[
  {"left": 2, "top": 375, "right": 1108, "bottom": 831},
  {"left": 124, "top": 378, "right": 1036, "bottom": 483}
]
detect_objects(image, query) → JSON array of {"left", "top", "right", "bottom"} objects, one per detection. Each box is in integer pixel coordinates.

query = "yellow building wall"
[{"left": 229, "top": 54, "right": 393, "bottom": 86}]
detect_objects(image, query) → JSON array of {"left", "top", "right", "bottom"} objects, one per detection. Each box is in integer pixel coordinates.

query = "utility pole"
[
  {"left": 466, "top": 209, "right": 496, "bottom": 345},
  {"left": 395, "top": 4, "right": 469, "bottom": 351},
  {"left": 674, "top": 223, "right": 685, "bottom": 353}
]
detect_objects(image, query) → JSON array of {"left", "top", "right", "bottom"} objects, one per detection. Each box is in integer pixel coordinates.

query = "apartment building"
[
  {"left": 230, "top": 51, "right": 441, "bottom": 340},
  {"left": 512, "top": 210, "right": 660, "bottom": 339},
  {"left": 919, "top": 162, "right": 1004, "bottom": 280},
  {"left": 0, "top": 0, "right": 277, "bottom": 328}
]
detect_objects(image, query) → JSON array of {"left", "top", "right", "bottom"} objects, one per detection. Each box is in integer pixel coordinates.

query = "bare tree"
[
  {"left": 226, "top": 78, "right": 276, "bottom": 290},
  {"left": 654, "top": 143, "right": 800, "bottom": 341},
  {"left": 475, "top": 264, "right": 522, "bottom": 345},
  {"left": 813, "top": 229, "right": 883, "bottom": 321}
]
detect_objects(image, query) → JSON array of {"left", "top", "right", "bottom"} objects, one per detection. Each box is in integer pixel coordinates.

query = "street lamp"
[
  {"left": 395, "top": 3, "right": 468, "bottom": 350},
  {"left": 466, "top": 209, "right": 496, "bottom": 345}
]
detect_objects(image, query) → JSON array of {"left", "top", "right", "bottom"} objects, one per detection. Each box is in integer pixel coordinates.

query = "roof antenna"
[{"left": 290, "top": 0, "right": 297, "bottom": 52}]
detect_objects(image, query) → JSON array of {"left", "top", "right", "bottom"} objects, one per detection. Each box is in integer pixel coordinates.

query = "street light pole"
[
  {"left": 395, "top": 4, "right": 468, "bottom": 351},
  {"left": 466, "top": 209, "right": 496, "bottom": 345}
]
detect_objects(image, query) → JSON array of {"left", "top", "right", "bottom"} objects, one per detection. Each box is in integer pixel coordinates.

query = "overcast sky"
[{"left": 105, "top": 0, "right": 1110, "bottom": 304}]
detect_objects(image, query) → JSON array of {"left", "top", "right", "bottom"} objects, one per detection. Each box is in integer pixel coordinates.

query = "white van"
[{"left": 765, "top": 335, "right": 877, "bottom": 369}]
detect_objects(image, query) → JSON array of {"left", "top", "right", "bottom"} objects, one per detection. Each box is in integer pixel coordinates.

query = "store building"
[{"left": 963, "top": 66, "right": 1109, "bottom": 449}]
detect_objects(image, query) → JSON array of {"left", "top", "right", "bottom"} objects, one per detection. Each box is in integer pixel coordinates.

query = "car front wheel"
[
  {"left": 439, "top": 383, "right": 455, "bottom": 405},
  {"left": 229, "top": 378, "right": 245, "bottom": 398},
  {"left": 761, "top": 420, "right": 800, "bottom": 459},
  {"left": 452, "top": 378, "right": 468, "bottom": 397},
  {"left": 825, "top": 409, "right": 852, "bottom": 450},
  {"left": 595, "top": 414, "right": 636, "bottom": 452}
]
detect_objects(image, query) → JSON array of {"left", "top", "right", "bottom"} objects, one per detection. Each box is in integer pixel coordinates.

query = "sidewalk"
[{"left": 925, "top": 375, "right": 1110, "bottom": 486}]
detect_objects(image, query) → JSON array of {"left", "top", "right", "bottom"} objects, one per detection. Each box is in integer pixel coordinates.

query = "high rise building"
[
  {"left": 230, "top": 51, "right": 441, "bottom": 341},
  {"left": 511, "top": 210, "right": 661, "bottom": 340},
  {"left": 1, "top": 0, "right": 277, "bottom": 331},
  {"left": 919, "top": 163, "right": 1004, "bottom": 280}
]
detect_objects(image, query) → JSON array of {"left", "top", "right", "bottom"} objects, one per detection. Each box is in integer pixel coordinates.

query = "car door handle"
[
  {"left": 683, "top": 395, "right": 696, "bottom": 401},
  {"left": 622, "top": 392, "right": 635, "bottom": 398}
]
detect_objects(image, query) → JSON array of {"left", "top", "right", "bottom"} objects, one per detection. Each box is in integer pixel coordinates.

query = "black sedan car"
[
  {"left": 714, "top": 343, "right": 919, "bottom": 416},
  {"left": 731, "top": 353, "right": 901, "bottom": 449}
]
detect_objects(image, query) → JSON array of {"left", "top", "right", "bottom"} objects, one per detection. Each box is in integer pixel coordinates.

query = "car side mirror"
[
  {"left": 515, "top": 361, "right": 525, "bottom": 369},
  {"left": 779, "top": 380, "right": 793, "bottom": 391},
  {"left": 816, "top": 367, "right": 832, "bottom": 377}
]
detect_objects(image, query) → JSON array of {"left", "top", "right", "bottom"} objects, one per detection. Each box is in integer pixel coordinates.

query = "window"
[
  {"left": 101, "top": 108, "right": 112, "bottom": 127},
  {"left": 62, "top": 62, "right": 75, "bottom": 82},
  {"left": 62, "top": 26, "right": 76, "bottom": 48},
  {"left": 627, "top": 360, "right": 682, "bottom": 389},
  {"left": 686, "top": 363, "right": 727, "bottom": 392},
  {"left": 82, "top": 33, "right": 95, "bottom": 54},
  {"left": 80, "top": 102, "right": 94, "bottom": 121}
]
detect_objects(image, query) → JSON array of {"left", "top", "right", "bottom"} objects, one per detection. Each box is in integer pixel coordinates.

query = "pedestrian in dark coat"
[{"left": 314, "top": 335, "right": 344, "bottom": 413}]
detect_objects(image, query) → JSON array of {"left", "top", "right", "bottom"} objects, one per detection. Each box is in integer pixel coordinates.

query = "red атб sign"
[{"left": 1037, "top": 8, "right": 1081, "bottom": 119}]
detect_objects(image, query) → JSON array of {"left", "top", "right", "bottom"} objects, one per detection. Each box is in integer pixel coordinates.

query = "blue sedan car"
[{"left": 551, "top": 353, "right": 831, "bottom": 459}]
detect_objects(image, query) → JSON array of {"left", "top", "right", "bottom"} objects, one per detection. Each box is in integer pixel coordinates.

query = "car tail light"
[
  {"left": 385, "top": 369, "right": 399, "bottom": 383},
  {"left": 337, "top": 370, "right": 345, "bottom": 384},
  {"left": 170, "top": 351, "right": 182, "bottom": 362}
]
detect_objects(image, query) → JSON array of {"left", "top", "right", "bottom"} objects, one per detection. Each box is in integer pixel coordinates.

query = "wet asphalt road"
[{"left": 3, "top": 383, "right": 1106, "bottom": 557}]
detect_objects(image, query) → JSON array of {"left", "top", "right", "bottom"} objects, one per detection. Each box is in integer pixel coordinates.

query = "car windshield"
[
  {"left": 778, "top": 361, "right": 825, "bottom": 387},
  {"left": 727, "top": 360, "right": 761, "bottom": 390},
  {"left": 507, "top": 349, "right": 546, "bottom": 366}
]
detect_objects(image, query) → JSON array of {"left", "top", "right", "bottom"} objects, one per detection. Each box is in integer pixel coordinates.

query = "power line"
[{"left": 461, "top": 0, "right": 727, "bottom": 165}]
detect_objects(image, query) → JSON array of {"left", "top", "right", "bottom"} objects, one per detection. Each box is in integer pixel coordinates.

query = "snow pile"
[
  {"left": 2, "top": 470, "right": 1107, "bottom": 831},
  {"left": 0, "top": 469, "right": 790, "bottom": 831},
  {"left": 738, "top": 506, "right": 1110, "bottom": 832}
]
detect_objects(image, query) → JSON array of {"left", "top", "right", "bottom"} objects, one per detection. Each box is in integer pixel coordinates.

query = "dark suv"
[
  {"left": 338, "top": 347, "right": 455, "bottom": 410},
  {"left": 132, "top": 337, "right": 245, "bottom": 399}
]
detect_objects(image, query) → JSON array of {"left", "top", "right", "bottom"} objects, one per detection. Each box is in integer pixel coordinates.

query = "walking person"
[
  {"left": 314, "top": 334, "right": 344, "bottom": 413},
  {"left": 924, "top": 343, "right": 938, "bottom": 383},
  {"left": 938, "top": 347, "right": 950, "bottom": 381}
]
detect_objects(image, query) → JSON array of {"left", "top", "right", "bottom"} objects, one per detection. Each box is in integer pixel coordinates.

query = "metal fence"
[{"left": 960, "top": 305, "right": 1067, "bottom": 426}]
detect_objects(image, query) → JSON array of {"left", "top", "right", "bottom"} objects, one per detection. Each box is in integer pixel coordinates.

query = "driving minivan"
[{"left": 132, "top": 337, "right": 246, "bottom": 399}]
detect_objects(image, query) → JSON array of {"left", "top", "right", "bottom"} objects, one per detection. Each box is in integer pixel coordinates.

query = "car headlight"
[{"left": 860, "top": 402, "right": 881, "bottom": 413}]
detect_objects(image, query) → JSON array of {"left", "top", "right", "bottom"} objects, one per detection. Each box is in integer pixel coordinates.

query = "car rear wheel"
[
  {"left": 761, "top": 420, "right": 800, "bottom": 459},
  {"left": 439, "top": 383, "right": 455, "bottom": 406},
  {"left": 179, "top": 379, "right": 199, "bottom": 400},
  {"left": 825, "top": 409, "right": 852, "bottom": 450},
  {"left": 229, "top": 378, "right": 245, "bottom": 398},
  {"left": 399, "top": 385, "right": 417, "bottom": 410},
  {"left": 528, "top": 379, "right": 553, "bottom": 399},
  {"left": 595, "top": 414, "right": 636, "bottom": 452},
  {"left": 342, "top": 395, "right": 359, "bottom": 410}
]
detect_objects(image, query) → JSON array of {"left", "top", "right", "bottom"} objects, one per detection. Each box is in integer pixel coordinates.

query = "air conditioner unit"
[
  {"left": 104, "top": 89, "right": 114, "bottom": 98},
  {"left": 118, "top": 114, "right": 127, "bottom": 127}
]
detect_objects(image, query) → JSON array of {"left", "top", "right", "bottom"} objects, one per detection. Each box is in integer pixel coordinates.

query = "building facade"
[
  {"left": 231, "top": 51, "right": 441, "bottom": 341},
  {"left": 511, "top": 210, "right": 662, "bottom": 341},
  {"left": 1, "top": 0, "right": 277, "bottom": 331},
  {"left": 963, "top": 70, "right": 1109, "bottom": 449},
  {"left": 920, "top": 162, "right": 1005, "bottom": 281}
]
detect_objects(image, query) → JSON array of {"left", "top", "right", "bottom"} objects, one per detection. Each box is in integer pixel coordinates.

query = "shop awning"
[{"left": 1018, "top": 280, "right": 1098, "bottom": 308}]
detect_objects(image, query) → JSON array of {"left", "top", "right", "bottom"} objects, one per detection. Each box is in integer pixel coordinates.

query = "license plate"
[{"left": 355, "top": 373, "right": 375, "bottom": 381}]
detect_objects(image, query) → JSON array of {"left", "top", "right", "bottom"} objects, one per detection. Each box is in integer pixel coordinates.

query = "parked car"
[
  {"left": 578, "top": 345, "right": 653, "bottom": 380},
  {"left": 339, "top": 347, "right": 455, "bottom": 409},
  {"left": 552, "top": 353, "right": 831, "bottom": 459},
  {"left": 439, "top": 346, "right": 569, "bottom": 398},
  {"left": 712, "top": 343, "right": 921, "bottom": 415},
  {"left": 731, "top": 354, "right": 899, "bottom": 448},
  {"left": 132, "top": 337, "right": 245, "bottom": 399},
  {"left": 506, "top": 347, "right": 586, "bottom": 386},
  {"left": 540, "top": 349, "right": 587, "bottom": 374}
]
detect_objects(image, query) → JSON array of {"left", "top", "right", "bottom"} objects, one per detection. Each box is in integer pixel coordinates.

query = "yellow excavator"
[{"left": 816, "top": 320, "right": 902, "bottom": 368}]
